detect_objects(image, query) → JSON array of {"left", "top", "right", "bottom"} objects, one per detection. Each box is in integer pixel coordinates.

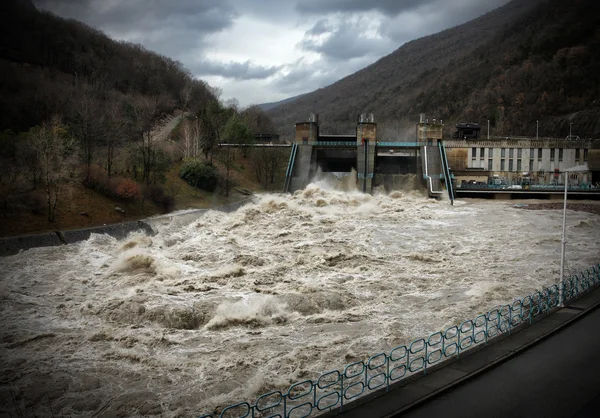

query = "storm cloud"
[
  {"left": 32, "top": 0, "right": 512, "bottom": 105},
  {"left": 296, "top": 0, "right": 424, "bottom": 16},
  {"left": 192, "top": 60, "right": 283, "bottom": 80}
]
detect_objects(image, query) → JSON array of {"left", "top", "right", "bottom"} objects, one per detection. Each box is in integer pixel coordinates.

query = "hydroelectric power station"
[{"left": 282, "top": 114, "right": 455, "bottom": 203}]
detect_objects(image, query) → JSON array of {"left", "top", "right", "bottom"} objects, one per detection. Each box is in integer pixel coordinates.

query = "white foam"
[{"left": 1, "top": 191, "right": 599, "bottom": 416}]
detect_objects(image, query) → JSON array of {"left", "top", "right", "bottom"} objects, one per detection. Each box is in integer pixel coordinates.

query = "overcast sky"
[{"left": 33, "top": 0, "right": 511, "bottom": 106}]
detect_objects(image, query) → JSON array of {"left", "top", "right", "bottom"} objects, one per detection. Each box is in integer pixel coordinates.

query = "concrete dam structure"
[{"left": 283, "top": 114, "right": 454, "bottom": 203}]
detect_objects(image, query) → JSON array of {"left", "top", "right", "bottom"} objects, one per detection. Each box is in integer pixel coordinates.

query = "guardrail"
[
  {"left": 438, "top": 141, "right": 454, "bottom": 204},
  {"left": 456, "top": 184, "right": 600, "bottom": 191},
  {"left": 283, "top": 143, "right": 298, "bottom": 193},
  {"left": 297, "top": 142, "right": 423, "bottom": 147},
  {"left": 199, "top": 264, "right": 600, "bottom": 418}
]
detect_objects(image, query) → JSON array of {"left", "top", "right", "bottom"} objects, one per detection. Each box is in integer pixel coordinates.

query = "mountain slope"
[
  {"left": 0, "top": 1, "right": 215, "bottom": 132},
  {"left": 268, "top": 0, "right": 600, "bottom": 139},
  {"left": 258, "top": 93, "right": 306, "bottom": 112}
]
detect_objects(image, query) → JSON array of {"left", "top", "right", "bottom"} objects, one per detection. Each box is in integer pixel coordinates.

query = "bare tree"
[
  {"left": 252, "top": 148, "right": 286, "bottom": 189},
  {"left": 130, "top": 95, "right": 166, "bottom": 184},
  {"left": 198, "top": 108, "right": 217, "bottom": 162},
  {"left": 252, "top": 147, "right": 269, "bottom": 188},
  {"left": 242, "top": 105, "right": 276, "bottom": 135},
  {"left": 29, "top": 116, "right": 77, "bottom": 222},
  {"left": 70, "top": 86, "right": 100, "bottom": 180},
  {"left": 267, "top": 148, "right": 287, "bottom": 185},
  {"left": 179, "top": 81, "right": 193, "bottom": 121},
  {"left": 101, "top": 99, "right": 126, "bottom": 180},
  {"left": 179, "top": 118, "right": 199, "bottom": 160},
  {"left": 0, "top": 143, "right": 26, "bottom": 211},
  {"left": 218, "top": 147, "right": 238, "bottom": 197}
]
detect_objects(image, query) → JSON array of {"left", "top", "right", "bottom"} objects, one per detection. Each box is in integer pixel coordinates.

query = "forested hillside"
[
  {"left": 0, "top": 0, "right": 214, "bottom": 132},
  {"left": 0, "top": 0, "right": 281, "bottom": 235},
  {"left": 268, "top": 0, "right": 600, "bottom": 139}
]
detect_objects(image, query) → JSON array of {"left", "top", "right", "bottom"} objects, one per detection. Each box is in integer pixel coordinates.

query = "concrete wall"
[
  {"left": 0, "top": 232, "right": 64, "bottom": 257},
  {"left": 289, "top": 145, "right": 314, "bottom": 192},
  {"left": 60, "top": 221, "right": 155, "bottom": 244},
  {"left": 0, "top": 199, "right": 252, "bottom": 257}
]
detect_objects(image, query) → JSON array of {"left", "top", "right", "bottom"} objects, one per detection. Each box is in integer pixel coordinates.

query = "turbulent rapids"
[{"left": 1, "top": 182, "right": 600, "bottom": 417}]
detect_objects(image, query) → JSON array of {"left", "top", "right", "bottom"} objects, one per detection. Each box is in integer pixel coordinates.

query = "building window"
[
  {"left": 517, "top": 149, "right": 522, "bottom": 158},
  {"left": 509, "top": 148, "right": 514, "bottom": 159},
  {"left": 488, "top": 148, "right": 493, "bottom": 158},
  {"left": 530, "top": 148, "right": 534, "bottom": 159},
  {"left": 509, "top": 160, "right": 514, "bottom": 171},
  {"left": 529, "top": 159, "right": 534, "bottom": 172},
  {"left": 480, "top": 148, "right": 485, "bottom": 158},
  {"left": 559, "top": 149, "right": 563, "bottom": 161},
  {"left": 501, "top": 159, "right": 505, "bottom": 171},
  {"left": 488, "top": 159, "right": 493, "bottom": 170},
  {"left": 517, "top": 160, "right": 522, "bottom": 172},
  {"left": 584, "top": 149, "right": 588, "bottom": 161},
  {"left": 576, "top": 149, "right": 581, "bottom": 160},
  {"left": 501, "top": 148, "right": 506, "bottom": 158},
  {"left": 550, "top": 149, "right": 555, "bottom": 160},
  {"left": 472, "top": 147, "right": 477, "bottom": 158},
  {"left": 538, "top": 148, "right": 542, "bottom": 159}
]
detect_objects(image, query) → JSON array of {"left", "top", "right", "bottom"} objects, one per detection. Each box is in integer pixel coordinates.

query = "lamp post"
[
  {"left": 559, "top": 165, "right": 588, "bottom": 306},
  {"left": 536, "top": 120, "right": 539, "bottom": 140}
]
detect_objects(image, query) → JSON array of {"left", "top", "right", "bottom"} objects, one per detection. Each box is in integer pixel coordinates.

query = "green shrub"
[{"left": 180, "top": 161, "right": 218, "bottom": 192}]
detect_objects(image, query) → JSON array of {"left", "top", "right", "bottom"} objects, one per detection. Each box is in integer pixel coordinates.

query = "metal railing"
[
  {"left": 282, "top": 143, "right": 298, "bottom": 193},
  {"left": 297, "top": 141, "right": 424, "bottom": 147},
  {"left": 199, "top": 264, "right": 600, "bottom": 418},
  {"left": 438, "top": 141, "right": 454, "bottom": 204},
  {"left": 456, "top": 184, "right": 600, "bottom": 191}
]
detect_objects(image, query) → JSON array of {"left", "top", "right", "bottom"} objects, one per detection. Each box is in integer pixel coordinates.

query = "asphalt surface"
[{"left": 398, "top": 306, "right": 600, "bottom": 418}]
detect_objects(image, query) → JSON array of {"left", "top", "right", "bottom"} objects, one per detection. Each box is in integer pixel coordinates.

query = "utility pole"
[
  {"left": 487, "top": 120, "right": 490, "bottom": 140},
  {"left": 536, "top": 120, "right": 539, "bottom": 140}
]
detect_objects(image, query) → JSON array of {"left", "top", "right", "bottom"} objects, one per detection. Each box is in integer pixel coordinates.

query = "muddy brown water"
[{"left": 1, "top": 180, "right": 599, "bottom": 417}]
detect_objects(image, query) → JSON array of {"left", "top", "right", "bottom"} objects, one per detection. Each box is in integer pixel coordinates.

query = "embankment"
[{"left": 0, "top": 199, "right": 251, "bottom": 256}]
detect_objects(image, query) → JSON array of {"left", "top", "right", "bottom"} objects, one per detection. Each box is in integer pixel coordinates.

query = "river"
[{"left": 1, "top": 182, "right": 599, "bottom": 417}]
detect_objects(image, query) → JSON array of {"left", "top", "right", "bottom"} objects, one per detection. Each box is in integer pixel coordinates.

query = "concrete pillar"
[
  {"left": 356, "top": 122, "right": 377, "bottom": 193},
  {"left": 294, "top": 121, "right": 318, "bottom": 144},
  {"left": 288, "top": 118, "right": 320, "bottom": 192}
]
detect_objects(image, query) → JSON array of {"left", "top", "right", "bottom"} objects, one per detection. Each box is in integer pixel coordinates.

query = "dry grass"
[{"left": 0, "top": 148, "right": 290, "bottom": 237}]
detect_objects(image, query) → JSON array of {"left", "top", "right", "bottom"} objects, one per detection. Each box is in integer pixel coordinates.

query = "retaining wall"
[{"left": 0, "top": 199, "right": 252, "bottom": 257}]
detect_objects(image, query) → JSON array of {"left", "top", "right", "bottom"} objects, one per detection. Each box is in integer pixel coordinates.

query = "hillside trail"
[{"left": 150, "top": 111, "right": 187, "bottom": 143}]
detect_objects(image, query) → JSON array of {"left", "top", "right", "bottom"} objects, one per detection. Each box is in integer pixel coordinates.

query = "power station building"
[{"left": 283, "top": 114, "right": 600, "bottom": 199}]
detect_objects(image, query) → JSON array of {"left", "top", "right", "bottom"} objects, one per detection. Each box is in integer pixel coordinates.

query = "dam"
[
  {"left": 281, "top": 114, "right": 600, "bottom": 202},
  {"left": 283, "top": 114, "right": 455, "bottom": 203}
]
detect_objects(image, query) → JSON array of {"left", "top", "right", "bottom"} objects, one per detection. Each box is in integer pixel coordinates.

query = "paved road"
[{"left": 398, "top": 307, "right": 600, "bottom": 418}]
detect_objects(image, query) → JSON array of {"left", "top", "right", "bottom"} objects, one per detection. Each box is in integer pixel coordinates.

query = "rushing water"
[{"left": 1, "top": 182, "right": 599, "bottom": 417}]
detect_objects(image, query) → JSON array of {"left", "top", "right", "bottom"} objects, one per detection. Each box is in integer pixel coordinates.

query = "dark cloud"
[
  {"left": 193, "top": 60, "right": 283, "bottom": 80},
  {"left": 296, "top": 0, "right": 424, "bottom": 16},
  {"left": 378, "top": 0, "right": 510, "bottom": 44},
  {"left": 33, "top": 0, "right": 236, "bottom": 35},
  {"left": 33, "top": 0, "right": 237, "bottom": 68},
  {"left": 273, "top": 57, "right": 370, "bottom": 95},
  {"left": 301, "top": 18, "right": 393, "bottom": 61},
  {"left": 307, "top": 19, "right": 330, "bottom": 36}
]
